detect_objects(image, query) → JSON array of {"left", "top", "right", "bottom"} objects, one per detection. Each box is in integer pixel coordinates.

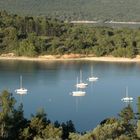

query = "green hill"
[{"left": 0, "top": 0, "right": 140, "bottom": 21}]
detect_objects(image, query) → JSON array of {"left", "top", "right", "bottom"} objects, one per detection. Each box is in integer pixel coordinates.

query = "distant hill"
[{"left": 0, "top": 0, "right": 140, "bottom": 21}]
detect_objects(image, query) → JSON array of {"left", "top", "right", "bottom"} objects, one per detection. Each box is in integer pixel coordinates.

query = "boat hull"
[
  {"left": 15, "top": 88, "right": 28, "bottom": 95},
  {"left": 121, "top": 97, "right": 133, "bottom": 102},
  {"left": 88, "top": 77, "right": 98, "bottom": 82},
  {"left": 76, "top": 83, "right": 88, "bottom": 88},
  {"left": 72, "top": 91, "right": 86, "bottom": 96}
]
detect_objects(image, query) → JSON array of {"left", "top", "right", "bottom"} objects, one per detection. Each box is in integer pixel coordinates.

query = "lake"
[{"left": 0, "top": 60, "right": 140, "bottom": 132}]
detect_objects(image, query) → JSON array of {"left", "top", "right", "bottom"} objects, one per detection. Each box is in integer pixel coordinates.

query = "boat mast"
[
  {"left": 20, "top": 75, "right": 22, "bottom": 88},
  {"left": 76, "top": 77, "right": 78, "bottom": 90},
  {"left": 126, "top": 87, "right": 128, "bottom": 97},
  {"left": 80, "top": 70, "right": 82, "bottom": 83},
  {"left": 91, "top": 66, "right": 93, "bottom": 77}
]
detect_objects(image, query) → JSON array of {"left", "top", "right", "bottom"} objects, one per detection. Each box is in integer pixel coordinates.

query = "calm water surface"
[{"left": 0, "top": 60, "right": 140, "bottom": 132}]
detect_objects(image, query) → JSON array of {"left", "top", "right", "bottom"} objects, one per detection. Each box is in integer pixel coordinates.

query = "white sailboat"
[
  {"left": 72, "top": 91, "right": 86, "bottom": 96},
  {"left": 121, "top": 87, "right": 133, "bottom": 102},
  {"left": 15, "top": 75, "right": 28, "bottom": 95},
  {"left": 88, "top": 66, "right": 98, "bottom": 82},
  {"left": 72, "top": 77, "right": 86, "bottom": 97},
  {"left": 76, "top": 70, "right": 88, "bottom": 88}
]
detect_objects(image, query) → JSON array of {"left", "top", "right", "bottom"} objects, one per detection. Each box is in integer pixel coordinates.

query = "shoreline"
[{"left": 0, "top": 55, "right": 140, "bottom": 62}]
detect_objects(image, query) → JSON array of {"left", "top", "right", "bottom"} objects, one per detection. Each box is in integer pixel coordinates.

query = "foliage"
[
  {"left": 61, "top": 120, "right": 76, "bottom": 139},
  {"left": 1, "top": 11, "right": 140, "bottom": 58},
  {"left": 0, "top": 90, "right": 75, "bottom": 140},
  {"left": 137, "top": 120, "right": 140, "bottom": 138},
  {"left": 0, "top": 90, "right": 16, "bottom": 139},
  {"left": 119, "top": 104, "right": 134, "bottom": 124}
]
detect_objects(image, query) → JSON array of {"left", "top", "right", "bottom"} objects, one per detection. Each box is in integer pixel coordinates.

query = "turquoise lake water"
[{"left": 0, "top": 60, "right": 140, "bottom": 132}]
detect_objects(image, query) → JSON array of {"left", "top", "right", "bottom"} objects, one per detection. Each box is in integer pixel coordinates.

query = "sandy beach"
[
  {"left": 1, "top": 54, "right": 140, "bottom": 62},
  {"left": 83, "top": 56, "right": 140, "bottom": 62}
]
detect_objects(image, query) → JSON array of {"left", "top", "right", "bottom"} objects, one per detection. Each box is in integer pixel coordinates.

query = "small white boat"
[
  {"left": 15, "top": 76, "right": 28, "bottom": 95},
  {"left": 76, "top": 82, "right": 88, "bottom": 88},
  {"left": 121, "top": 97, "right": 133, "bottom": 102},
  {"left": 121, "top": 87, "right": 133, "bottom": 102},
  {"left": 72, "top": 91, "right": 86, "bottom": 97},
  {"left": 15, "top": 88, "right": 28, "bottom": 95},
  {"left": 76, "top": 70, "right": 88, "bottom": 88},
  {"left": 88, "top": 66, "right": 98, "bottom": 82},
  {"left": 88, "top": 77, "right": 98, "bottom": 82}
]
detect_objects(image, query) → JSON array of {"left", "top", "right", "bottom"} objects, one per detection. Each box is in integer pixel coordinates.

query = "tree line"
[
  {"left": 1, "top": 11, "right": 140, "bottom": 58},
  {"left": 1, "top": 90, "right": 140, "bottom": 139}
]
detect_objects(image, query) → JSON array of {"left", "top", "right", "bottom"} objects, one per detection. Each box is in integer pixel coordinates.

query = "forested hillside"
[
  {"left": 1, "top": 11, "right": 140, "bottom": 58},
  {"left": 0, "top": 0, "right": 140, "bottom": 21}
]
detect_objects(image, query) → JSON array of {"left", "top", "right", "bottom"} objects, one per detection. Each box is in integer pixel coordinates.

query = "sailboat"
[
  {"left": 15, "top": 75, "right": 28, "bottom": 95},
  {"left": 88, "top": 66, "right": 98, "bottom": 82},
  {"left": 72, "top": 77, "right": 86, "bottom": 96},
  {"left": 121, "top": 87, "right": 133, "bottom": 102},
  {"left": 76, "top": 70, "right": 88, "bottom": 88},
  {"left": 72, "top": 90, "right": 86, "bottom": 96}
]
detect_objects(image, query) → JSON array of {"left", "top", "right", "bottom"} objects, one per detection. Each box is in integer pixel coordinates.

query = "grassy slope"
[{"left": 0, "top": 0, "right": 140, "bottom": 21}]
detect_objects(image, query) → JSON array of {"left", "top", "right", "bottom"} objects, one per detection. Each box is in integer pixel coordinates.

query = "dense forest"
[
  {"left": 1, "top": 11, "right": 140, "bottom": 58},
  {"left": 1, "top": 90, "right": 140, "bottom": 140},
  {"left": 1, "top": 0, "right": 140, "bottom": 21}
]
